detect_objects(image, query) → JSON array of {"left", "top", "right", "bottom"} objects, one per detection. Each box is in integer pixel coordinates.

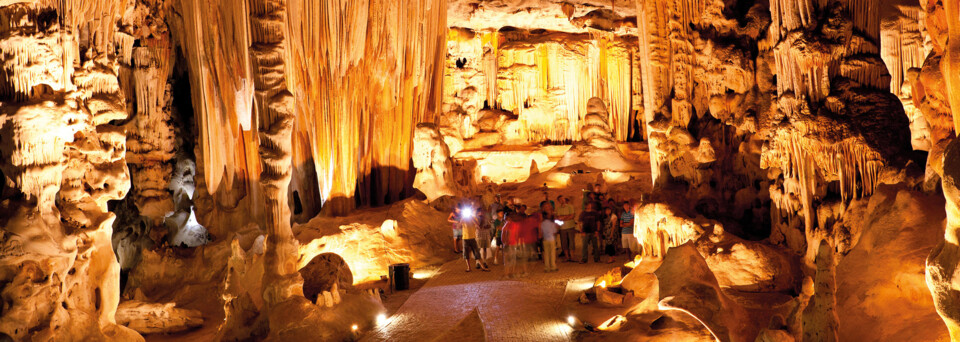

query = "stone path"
[{"left": 362, "top": 258, "right": 615, "bottom": 342}]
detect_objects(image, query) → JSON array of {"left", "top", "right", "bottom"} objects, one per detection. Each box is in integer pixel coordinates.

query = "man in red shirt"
[
  {"left": 516, "top": 212, "right": 541, "bottom": 277},
  {"left": 501, "top": 212, "right": 524, "bottom": 278}
]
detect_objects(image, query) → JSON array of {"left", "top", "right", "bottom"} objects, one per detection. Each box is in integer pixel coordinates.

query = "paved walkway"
[{"left": 362, "top": 258, "right": 615, "bottom": 342}]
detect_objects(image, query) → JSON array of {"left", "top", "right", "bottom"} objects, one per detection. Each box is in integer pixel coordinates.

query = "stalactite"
[
  {"left": 631, "top": 202, "right": 703, "bottom": 258},
  {"left": 603, "top": 38, "right": 634, "bottom": 142},
  {"left": 174, "top": 0, "right": 254, "bottom": 197},
  {"left": 119, "top": 0, "right": 177, "bottom": 222},
  {"left": 473, "top": 30, "right": 636, "bottom": 144},
  {"left": 288, "top": 0, "right": 447, "bottom": 215},
  {"left": 879, "top": 3, "right": 929, "bottom": 150},
  {"left": 761, "top": 0, "right": 910, "bottom": 266}
]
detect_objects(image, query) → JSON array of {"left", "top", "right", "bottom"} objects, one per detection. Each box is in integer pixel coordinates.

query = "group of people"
[{"left": 447, "top": 183, "right": 641, "bottom": 276}]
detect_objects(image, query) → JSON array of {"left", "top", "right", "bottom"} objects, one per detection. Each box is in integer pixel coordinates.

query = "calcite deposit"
[{"left": 0, "top": 0, "right": 958, "bottom": 341}]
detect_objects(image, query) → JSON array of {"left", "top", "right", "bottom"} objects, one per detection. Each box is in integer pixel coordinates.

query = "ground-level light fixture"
[{"left": 376, "top": 313, "right": 388, "bottom": 326}]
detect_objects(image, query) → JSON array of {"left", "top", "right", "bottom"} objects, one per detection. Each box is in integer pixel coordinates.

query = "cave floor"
[{"left": 362, "top": 255, "right": 627, "bottom": 342}]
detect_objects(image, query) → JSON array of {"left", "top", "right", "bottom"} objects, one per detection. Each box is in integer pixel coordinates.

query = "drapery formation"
[
  {"left": 288, "top": 0, "right": 447, "bottom": 215},
  {"left": 176, "top": 0, "right": 256, "bottom": 197},
  {"left": 174, "top": 0, "right": 448, "bottom": 218},
  {"left": 444, "top": 28, "right": 640, "bottom": 144}
]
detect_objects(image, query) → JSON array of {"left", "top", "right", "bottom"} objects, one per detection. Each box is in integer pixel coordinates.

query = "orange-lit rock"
[{"left": 1, "top": 0, "right": 958, "bottom": 340}]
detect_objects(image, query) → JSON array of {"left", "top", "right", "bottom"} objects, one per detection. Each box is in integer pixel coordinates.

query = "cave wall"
[
  {"left": 173, "top": 0, "right": 448, "bottom": 222},
  {"left": 442, "top": 28, "right": 642, "bottom": 147},
  {"left": 0, "top": 1, "right": 140, "bottom": 340}
]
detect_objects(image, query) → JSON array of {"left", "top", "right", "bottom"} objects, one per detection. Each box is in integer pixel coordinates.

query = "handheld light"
[
  {"left": 554, "top": 219, "right": 564, "bottom": 225},
  {"left": 462, "top": 207, "right": 475, "bottom": 219}
]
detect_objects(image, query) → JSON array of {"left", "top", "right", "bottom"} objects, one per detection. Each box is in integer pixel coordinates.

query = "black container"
[{"left": 389, "top": 263, "right": 410, "bottom": 291}]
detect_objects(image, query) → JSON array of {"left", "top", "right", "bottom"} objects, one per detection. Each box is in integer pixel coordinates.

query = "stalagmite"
[
  {"left": 928, "top": 139, "right": 960, "bottom": 339},
  {"left": 247, "top": 0, "right": 325, "bottom": 339},
  {"left": 412, "top": 123, "right": 456, "bottom": 201}
]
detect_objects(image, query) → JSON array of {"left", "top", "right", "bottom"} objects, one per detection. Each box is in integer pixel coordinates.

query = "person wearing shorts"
[
  {"left": 460, "top": 211, "right": 489, "bottom": 272},
  {"left": 448, "top": 207, "right": 463, "bottom": 253}
]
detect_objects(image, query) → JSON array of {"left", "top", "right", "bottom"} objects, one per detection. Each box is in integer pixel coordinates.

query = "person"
[
  {"left": 603, "top": 207, "right": 619, "bottom": 263},
  {"left": 447, "top": 206, "right": 463, "bottom": 253},
  {"left": 555, "top": 195, "right": 577, "bottom": 262},
  {"left": 459, "top": 205, "right": 490, "bottom": 272},
  {"left": 581, "top": 188, "right": 595, "bottom": 211},
  {"left": 578, "top": 202, "right": 603, "bottom": 263},
  {"left": 491, "top": 208, "right": 506, "bottom": 265},
  {"left": 540, "top": 213, "right": 560, "bottom": 272},
  {"left": 502, "top": 212, "right": 525, "bottom": 278},
  {"left": 477, "top": 206, "right": 494, "bottom": 265},
  {"left": 620, "top": 201, "right": 638, "bottom": 256},
  {"left": 490, "top": 193, "right": 503, "bottom": 219},
  {"left": 518, "top": 211, "right": 540, "bottom": 275},
  {"left": 534, "top": 201, "right": 554, "bottom": 260},
  {"left": 540, "top": 186, "right": 556, "bottom": 212}
]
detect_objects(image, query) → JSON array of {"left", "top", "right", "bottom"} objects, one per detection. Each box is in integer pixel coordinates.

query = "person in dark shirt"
[{"left": 578, "top": 202, "right": 602, "bottom": 263}]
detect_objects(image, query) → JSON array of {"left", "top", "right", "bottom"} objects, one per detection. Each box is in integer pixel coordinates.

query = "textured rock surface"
[
  {"left": 412, "top": 123, "right": 457, "bottom": 201},
  {"left": 116, "top": 300, "right": 203, "bottom": 334},
  {"left": 0, "top": 1, "right": 141, "bottom": 340},
  {"left": 0, "top": 0, "right": 958, "bottom": 341}
]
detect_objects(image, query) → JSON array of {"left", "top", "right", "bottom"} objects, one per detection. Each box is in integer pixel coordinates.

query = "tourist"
[
  {"left": 519, "top": 210, "right": 540, "bottom": 275},
  {"left": 491, "top": 208, "right": 506, "bottom": 265},
  {"left": 502, "top": 211, "right": 525, "bottom": 277},
  {"left": 578, "top": 202, "right": 602, "bottom": 263},
  {"left": 540, "top": 186, "right": 556, "bottom": 212},
  {"left": 581, "top": 187, "right": 595, "bottom": 211},
  {"left": 605, "top": 198, "right": 617, "bottom": 213},
  {"left": 593, "top": 183, "right": 607, "bottom": 204},
  {"left": 477, "top": 205, "right": 494, "bottom": 265},
  {"left": 447, "top": 206, "right": 463, "bottom": 253},
  {"left": 555, "top": 195, "right": 577, "bottom": 262},
  {"left": 459, "top": 204, "right": 489, "bottom": 272},
  {"left": 620, "top": 201, "right": 638, "bottom": 256},
  {"left": 603, "top": 206, "right": 618, "bottom": 263},
  {"left": 534, "top": 201, "right": 554, "bottom": 260},
  {"left": 540, "top": 212, "right": 560, "bottom": 272}
]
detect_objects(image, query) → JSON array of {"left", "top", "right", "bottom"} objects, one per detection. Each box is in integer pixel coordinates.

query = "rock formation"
[
  {"left": 412, "top": 123, "right": 457, "bottom": 201},
  {"left": 0, "top": 0, "right": 959, "bottom": 341},
  {"left": 928, "top": 139, "right": 960, "bottom": 339}
]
